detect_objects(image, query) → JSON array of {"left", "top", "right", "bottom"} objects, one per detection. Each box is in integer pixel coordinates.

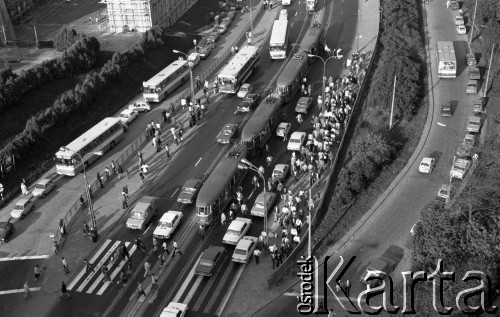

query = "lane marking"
[
  {"left": 0, "top": 287, "right": 41, "bottom": 295},
  {"left": 215, "top": 264, "right": 245, "bottom": 316},
  {"left": 0, "top": 255, "right": 50, "bottom": 261},
  {"left": 89, "top": 239, "right": 112, "bottom": 264},
  {"left": 195, "top": 157, "right": 202, "bottom": 166},
  {"left": 143, "top": 223, "right": 153, "bottom": 235},
  {"left": 90, "top": 242, "right": 133, "bottom": 295},
  {"left": 192, "top": 264, "right": 219, "bottom": 311},
  {"left": 203, "top": 261, "right": 235, "bottom": 313},
  {"left": 183, "top": 275, "right": 203, "bottom": 305},
  {"left": 170, "top": 188, "right": 179, "bottom": 198},
  {"left": 172, "top": 254, "right": 201, "bottom": 302}
]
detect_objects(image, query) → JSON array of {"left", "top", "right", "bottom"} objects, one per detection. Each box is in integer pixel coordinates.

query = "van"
[
  {"left": 11, "top": 196, "right": 35, "bottom": 219},
  {"left": 187, "top": 53, "right": 200, "bottom": 68}
]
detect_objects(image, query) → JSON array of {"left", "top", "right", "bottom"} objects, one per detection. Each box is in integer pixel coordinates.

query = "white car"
[
  {"left": 32, "top": 179, "right": 56, "bottom": 198},
  {"left": 118, "top": 109, "right": 138, "bottom": 124},
  {"left": 232, "top": 236, "right": 258, "bottom": 263},
  {"left": 11, "top": 196, "right": 35, "bottom": 220},
  {"left": 223, "top": 217, "right": 251, "bottom": 245},
  {"left": 153, "top": 210, "right": 183, "bottom": 240},
  {"left": 250, "top": 192, "right": 277, "bottom": 217},
  {"left": 437, "top": 184, "right": 451, "bottom": 203},
  {"left": 282, "top": 0, "right": 291, "bottom": 5},
  {"left": 418, "top": 157, "right": 435, "bottom": 174},
  {"left": 276, "top": 122, "right": 291, "bottom": 139},
  {"left": 287, "top": 132, "right": 307, "bottom": 151},
  {"left": 237, "top": 83, "right": 253, "bottom": 98},
  {"left": 160, "top": 302, "right": 188, "bottom": 317},
  {"left": 128, "top": 101, "right": 150, "bottom": 112},
  {"left": 272, "top": 164, "right": 289, "bottom": 181},
  {"left": 456, "top": 25, "right": 467, "bottom": 34},
  {"left": 187, "top": 53, "right": 200, "bottom": 68},
  {"left": 454, "top": 16, "right": 464, "bottom": 26}
]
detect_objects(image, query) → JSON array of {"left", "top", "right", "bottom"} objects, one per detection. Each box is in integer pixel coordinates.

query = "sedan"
[
  {"left": 223, "top": 217, "right": 251, "bottom": 245},
  {"left": 118, "top": 109, "right": 138, "bottom": 124},
  {"left": 128, "top": 101, "right": 150, "bottom": 112},
  {"left": 456, "top": 133, "right": 475, "bottom": 158},
  {"left": 195, "top": 245, "right": 226, "bottom": 276},
  {"left": 232, "top": 236, "right": 258, "bottom": 263},
  {"left": 160, "top": 302, "right": 187, "bottom": 317},
  {"left": 466, "top": 80, "right": 478, "bottom": 94},
  {"left": 454, "top": 16, "right": 464, "bottom": 26},
  {"left": 437, "top": 184, "right": 451, "bottom": 203},
  {"left": 217, "top": 22, "right": 228, "bottom": 34},
  {"left": 237, "top": 83, "right": 253, "bottom": 98},
  {"left": 236, "top": 94, "right": 261, "bottom": 112},
  {"left": 250, "top": 192, "right": 277, "bottom": 217},
  {"left": 295, "top": 97, "right": 313, "bottom": 114},
  {"left": 456, "top": 25, "right": 467, "bottom": 34},
  {"left": 32, "top": 178, "right": 56, "bottom": 198},
  {"left": 276, "top": 122, "right": 291, "bottom": 139},
  {"left": 198, "top": 45, "right": 212, "bottom": 59},
  {"left": 287, "top": 131, "right": 307, "bottom": 151},
  {"left": 153, "top": 210, "right": 183, "bottom": 240},
  {"left": 272, "top": 164, "right": 290, "bottom": 181},
  {"left": 418, "top": 157, "right": 435, "bottom": 174},
  {"left": 217, "top": 123, "right": 239, "bottom": 144},
  {"left": 177, "top": 178, "right": 202, "bottom": 204},
  {"left": 440, "top": 103, "right": 452, "bottom": 117}
]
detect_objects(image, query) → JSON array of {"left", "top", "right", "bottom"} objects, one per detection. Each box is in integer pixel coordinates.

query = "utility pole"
[
  {"left": 389, "top": 75, "right": 396, "bottom": 129},
  {"left": 33, "top": 24, "right": 38, "bottom": 43},
  {"left": 468, "top": 0, "right": 478, "bottom": 50},
  {"left": 483, "top": 44, "right": 495, "bottom": 98}
]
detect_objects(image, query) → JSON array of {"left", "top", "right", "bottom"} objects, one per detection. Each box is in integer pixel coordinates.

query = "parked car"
[
  {"left": 440, "top": 103, "right": 452, "bottom": 117},
  {"left": 118, "top": 109, "right": 138, "bottom": 124},
  {"left": 177, "top": 179, "right": 202, "bottom": 204},
  {"left": 198, "top": 45, "right": 213, "bottom": 59},
  {"left": 454, "top": 16, "right": 464, "bottom": 26},
  {"left": 32, "top": 179, "right": 56, "bottom": 198},
  {"left": 217, "top": 22, "right": 228, "bottom": 34},
  {"left": 128, "top": 101, "right": 150, "bottom": 112},
  {"left": 223, "top": 217, "right": 251, "bottom": 245},
  {"left": 237, "top": 83, "right": 253, "bottom": 98},
  {"left": 232, "top": 236, "right": 258, "bottom": 263},
  {"left": 187, "top": 53, "right": 200, "bottom": 68},
  {"left": 456, "top": 25, "right": 467, "bottom": 34},
  {"left": 287, "top": 132, "right": 307, "bottom": 151},
  {"left": 418, "top": 157, "right": 435, "bottom": 174},
  {"left": 0, "top": 221, "right": 14, "bottom": 243},
  {"left": 466, "top": 80, "right": 478, "bottom": 94},
  {"left": 153, "top": 210, "right": 183, "bottom": 240},
  {"left": 466, "top": 116, "right": 481, "bottom": 133},
  {"left": 468, "top": 66, "right": 480, "bottom": 80},
  {"left": 226, "top": 11, "right": 235, "bottom": 22},
  {"left": 282, "top": 0, "right": 291, "bottom": 5},
  {"left": 472, "top": 98, "right": 485, "bottom": 113},
  {"left": 276, "top": 122, "right": 291, "bottom": 139},
  {"left": 437, "top": 184, "right": 451, "bottom": 204},
  {"left": 195, "top": 245, "right": 226, "bottom": 276},
  {"left": 272, "top": 164, "right": 290, "bottom": 181},
  {"left": 250, "top": 192, "right": 277, "bottom": 217},
  {"left": 451, "top": 158, "right": 471, "bottom": 180},
  {"left": 216, "top": 123, "right": 239, "bottom": 144},
  {"left": 466, "top": 53, "right": 477, "bottom": 66},
  {"left": 237, "top": 93, "right": 261, "bottom": 112},
  {"left": 295, "top": 97, "right": 313, "bottom": 114},
  {"left": 126, "top": 196, "right": 158, "bottom": 231},
  {"left": 160, "top": 302, "right": 188, "bottom": 317},
  {"left": 456, "top": 133, "right": 476, "bottom": 158},
  {"left": 11, "top": 196, "right": 35, "bottom": 220}
]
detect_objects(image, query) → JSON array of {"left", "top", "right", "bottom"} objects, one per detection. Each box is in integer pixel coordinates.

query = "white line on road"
[
  {"left": 204, "top": 262, "right": 234, "bottom": 313},
  {"left": 88, "top": 242, "right": 131, "bottom": 294},
  {"left": 100, "top": 244, "right": 137, "bottom": 296},
  {"left": 0, "top": 287, "right": 42, "bottom": 295},
  {"left": 195, "top": 157, "right": 202, "bottom": 166},
  {"left": 170, "top": 188, "right": 179, "bottom": 198},
  {"left": 172, "top": 255, "right": 201, "bottom": 302},
  {"left": 183, "top": 275, "right": 203, "bottom": 305},
  {"left": 215, "top": 264, "right": 245, "bottom": 316},
  {"left": 89, "top": 239, "right": 112, "bottom": 265},
  {"left": 143, "top": 223, "right": 153, "bottom": 235},
  {"left": 0, "top": 255, "right": 50, "bottom": 261}
]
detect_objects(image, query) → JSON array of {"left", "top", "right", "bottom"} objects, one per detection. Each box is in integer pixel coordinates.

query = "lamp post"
[
  {"left": 249, "top": 0, "right": 254, "bottom": 37},
  {"left": 308, "top": 54, "right": 336, "bottom": 111},
  {"left": 173, "top": 50, "right": 195, "bottom": 103}
]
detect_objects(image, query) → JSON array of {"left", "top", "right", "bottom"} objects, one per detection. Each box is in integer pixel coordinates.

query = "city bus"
[
  {"left": 196, "top": 145, "right": 248, "bottom": 225},
  {"left": 306, "top": 0, "right": 316, "bottom": 13},
  {"left": 241, "top": 94, "right": 283, "bottom": 157},
  {"left": 269, "top": 20, "right": 289, "bottom": 60},
  {"left": 437, "top": 41, "right": 457, "bottom": 78},
  {"left": 142, "top": 60, "right": 190, "bottom": 102},
  {"left": 300, "top": 22, "right": 323, "bottom": 59},
  {"left": 217, "top": 45, "right": 260, "bottom": 94},
  {"left": 55, "top": 117, "right": 125, "bottom": 176},
  {"left": 276, "top": 51, "right": 309, "bottom": 103}
]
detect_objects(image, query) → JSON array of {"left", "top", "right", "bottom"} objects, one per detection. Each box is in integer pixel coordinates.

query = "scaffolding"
[{"left": 106, "top": 0, "right": 152, "bottom": 33}]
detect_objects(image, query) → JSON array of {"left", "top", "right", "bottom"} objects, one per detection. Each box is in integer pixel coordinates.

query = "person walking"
[
  {"left": 162, "top": 241, "right": 170, "bottom": 255},
  {"left": 345, "top": 280, "right": 351, "bottom": 297},
  {"left": 61, "top": 257, "right": 70, "bottom": 274},
  {"left": 60, "top": 281, "right": 71, "bottom": 300},
  {"left": 241, "top": 203, "right": 248, "bottom": 215},
  {"left": 221, "top": 212, "right": 227, "bottom": 226},
  {"left": 102, "top": 266, "right": 112, "bottom": 283},
  {"left": 151, "top": 274, "right": 158, "bottom": 290},
  {"left": 21, "top": 181, "right": 29, "bottom": 195},
  {"left": 121, "top": 244, "right": 130, "bottom": 260},
  {"left": 178, "top": 126, "right": 184, "bottom": 141},
  {"left": 165, "top": 143, "right": 170, "bottom": 158},
  {"left": 172, "top": 240, "right": 183, "bottom": 257},
  {"left": 144, "top": 261, "right": 151, "bottom": 277},
  {"left": 254, "top": 249, "right": 261, "bottom": 264},
  {"left": 120, "top": 268, "right": 128, "bottom": 286},
  {"left": 24, "top": 282, "right": 31, "bottom": 299},
  {"left": 296, "top": 113, "right": 303, "bottom": 125},
  {"left": 34, "top": 265, "right": 40, "bottom": 282},
  {"left": 158, "top": 251, "right": 166, "bottom": 266},
  {"left": 137, "top": 282, "right": 146, "bottom": 297},
  {"left": 121, "top": 193, "right": 128, "bottom": 209},
  {"left": 84, "top": 259, "right": 94, "bottom": 274},
  {"left": 82, "top": 221, "right": 90, "bottom": 237}
]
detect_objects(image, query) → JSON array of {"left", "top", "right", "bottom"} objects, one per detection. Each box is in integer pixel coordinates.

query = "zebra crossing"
[{"left": 67, "top": 239, "right": 137, "bottom": 295}]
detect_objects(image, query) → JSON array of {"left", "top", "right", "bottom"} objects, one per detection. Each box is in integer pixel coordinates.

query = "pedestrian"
[
  {"left": 235, "top": 46, "right": 239, "bottom": 53},
  {"left": 61, "top": 257, "right": 69, "bottom": 274},
  {"left": 135, "top": 237, "right": 145, "bottom": 254},
  {"left": 254, "top": 249, "right": 261, "bottom": 264},
  {"left": 308, "top": 84, "right": 312, "bottom": 96},
  {"left": 139, "top": 171, "right": 145, "bottom": 183},
  {"left": 241, "top": 203, "right": 248, "bottom": 215},
  {"left": 151, "top": 273, "right": 159, "bottom": 290},
  {"left": 34, "top": 265, "right": 40, "bottom": 282},
  {"left": 153, "top": 236, "right": 159, "bottom": 253},
  {"left": 271, "top": 253, "right": 276, "bottom": 269},
  {"left": 266, "top": 155, "right": 273, "bottom": 167},
  {"left": 97, "top": 172, "right": 103, "bottom": 188},
  {"left": 229, "top": 208, "right": 235, "bottom": 221},
  {"left": 172, "top": 240, "right": 183, "bottom": 257},
  {"left": 79, "top": 195, "right": 85, "bottom": 208},
  {"left": 122, "top": 244, "right": 130, "bottom": 259},
  {"left": 178, "top": 126, "right": 184, "bottom": 141},
  {"left": 82, "top": 221, "right": 90, "bottom": 237},
  {"left": 173, "top": 134, "right": 179, "bottom": 146},
  {"left": 159, "top": 251, "right": 166, "bottom": 265},
  {"left": 140, "top": 164, "right": 149, "bottom": 174},
  {"left": 84, "top": 259, "right": 94, "bottom": 274},
  {"left": 162, "top": 241, "right": 170, "bottom": 255},
  {"left": 199, "top": 225, "right": 205, "bottom": 240},
  {"left": 117, "top": 165, "right": 125, "bottom": 179},
  {"left": 221, "top": 212, "right": 227, "bottom": 226},
  {"left": 21, "top": 181, "right": 28, "bottom": 195},
  {"left": 296, "top": 113, "right": 303, "bottom": 125},
  {"left": 137, "top": 282, "right": 146, "bottom": 297},
  {"left": 24, "top": 282, "right": 31, "bottom": 299},
  {"left": 60, "top": 281, "right": 71, "bottom": 300},
  {"left": 121, "top": 194, "right": 128, "bottom": 209},
  {"left": 345, "top": 280, "right": 351, "bottom": 297},
  {"left": 252, "top": 175, "right": 259, "bottom": 189},
  {"left": 144, "top": 261, "right": 151, "bottom": 277},
  {"left": 120, "top": 268, "right": 128, "bottom": 286},
  {"left": 102, "top": 266, "right": 112, "bottom": 283}
]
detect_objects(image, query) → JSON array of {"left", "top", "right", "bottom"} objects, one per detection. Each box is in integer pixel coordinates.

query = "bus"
[
  {"left": 241, "top": 94, "right": 283, "bottom": 157},
  {"left": 276, "top": 51, "right": 309, "bottom": 103},
  {"left": 306, "top": 0, "right": 316, "bottom": 13},
  {"left": 300, "top": 22, "right": 323, "bottom": 59},
  {"left": 437, "top": 41, "right": 457, "bottom": 78},
  {"left": 217, "top": 45, "right": 260, "bottom": 94},
  {"left": 269, "top": 20, "right": 289, "bottom": 60},
  {"left": 142, "top": 60, "right": 190, "bottom": 102},
  {"left": 55, "top": 117, "right": 125, "bottom": 176},
  {"left": 196, "top": 145, "right": 248, "bottom": 225}
]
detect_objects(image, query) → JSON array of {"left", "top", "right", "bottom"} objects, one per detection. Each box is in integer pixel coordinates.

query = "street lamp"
[
  {"left": 173, "top": 50, "right": 195, "bottom": 103},
  {"left": 249, "top": 0, "right": 253, "bottom": 37},
  {"left": 308, "top": 54, "right": 336, "bottom": 111},
  {"left": 61, "top": 147, "right": 103, "bottom": 240}
]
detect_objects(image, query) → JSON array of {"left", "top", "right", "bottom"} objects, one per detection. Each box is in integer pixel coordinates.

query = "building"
[{"left": 106, "top": 0, "right": 198, "bottom": 33}]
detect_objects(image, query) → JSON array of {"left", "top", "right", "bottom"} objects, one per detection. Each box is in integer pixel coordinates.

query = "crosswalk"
[{"left": 67, "top": 239, "right": 137, "bottom": 295}]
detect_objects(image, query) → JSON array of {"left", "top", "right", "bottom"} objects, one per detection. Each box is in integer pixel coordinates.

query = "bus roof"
[
  {"left": 56, "top": 117, "right": 121, "bottom": 158},
  {"left": 300, "top": 24, "right": 323, "bottom": 52},
  {"left": 196, "top": 145, "right": 248, "bottom": 208},
  {"left": 143, "top": 60, "right": 188, "bottom": 87},
  {"left": 218, "top": 46, "right": 259, "bottom": 79},
  {"left": 437, "top": 41, "right": 456, "bottom": 63},
  {"left": 241, "top": 97, "right": 282, "bottom": 142},
  {"left": 276, "top": 52, "right": 308, "bottom": 88},
  {"left": 270, "top": 20, "right": 288, "bottom": 45}
]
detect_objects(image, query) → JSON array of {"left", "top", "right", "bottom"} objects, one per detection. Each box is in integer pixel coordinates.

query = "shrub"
[{"left": 54, "top": 28, "right": 85, "bottom": 52}]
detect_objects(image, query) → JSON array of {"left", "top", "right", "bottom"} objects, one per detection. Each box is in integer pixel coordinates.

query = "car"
[
  {"left": 223, "top": 217, "right": 252, "bottom": 245},
  {"left": 279, "top": 9, "right": 288, "bottom": 20},
  {"left": 126, "top": 196, "right": 158, "bottom": 231},
  {"left": 11, "top": 196, "right": 35, "bottom": 220},
  {"left": 195, "top": 245, "right": 226, "bottom": 276},
  {"left": 456, "top": 25, "right": 467, "bottom": 34},
  {"left": 0, "top": 221, "right": 14, "bottom": 243},
  {"left": 237, "top": 93, "right": 261, "bottom": 112},
  {"left": 469, "top": 66, "right": 480, "bottom": 80},
  {"left": 177, "top": 178, "right": 202, "bottom": 204},
  {"left": 466, "top": 116, "right": 481, "bottom": 133},
  {"left": 456, "top": 133, "right": 476, "bottom": 158},
  {"left": 282, "top": 0, "right": 291, "bottom": 5},
  {"left": 437, "top": 184, "right": 451, "bottom": 203},
  {"left": 153, "top": 210, "right": 183, "bottom": 240},
  {"left": 272, "top": 164, "right": 290, "bottom": 181},
  {"left": 440, "top": 103, "right": 452, "bottom": 117},
  {"left": 209, "top": 31, "right": 220, "bottom": 41},
  {"left": 454, "top": 16, "right": 464, "bottom": 26},
  {"left": 466, "top": 53, "right": 477, "bottom": 66},
  {"left": 198, "top": 45, "right": 212, "bottom": 59},
  {"left": 250, "top": 191, "right": 277, "bottom": 217},
  {"left": 237, "top": 83, "right": 253, "bottom": 98},
  {"left": 226, "top": 11, "right": 235, "bottom": 22},
  {"left": 295, "top": 97, "right": 313, "bottom": 114},
  {"left": 450, "top": 0, "right": 459, "bottom": 10},
  {"left": 216, "top": 123, "right": 239, "bottom": 144},
  {"left": 451, "top": 158, "right": 471, "bottom": 180},
  {"left": 287, "top": 131, "right": 307, "bottom": 151},
  {"left": 472, "top": 98, "right": 485, "bottom": 113},
  {"left": 276, "top": 122, "right": 291, "bottom": 139},
  {"left": 32, "top": 178, "right": 56, "bottom": 198},
  {"left": 466, "top": 80, "right": 478, "bottom": 94},
  {"left": 187, "top": 53, "right": 200, "bottom": 68},
  {"left": 418, "top": 157, "right": 435, "bottom": 174},
  {"left": 128, "top": 101, "right": 150, "bottom": 112},
  {"left": 232, "top": 236, "right": 258, "bottom": 263},
  {"left": 118, "top": 109, "right": 138, "bottom": 124},
  {"left": 160, "top": 302, "right": 188, "bottom": 317},
  {"left": 217, "top": 22, "right": 228, "bottom": 34}
]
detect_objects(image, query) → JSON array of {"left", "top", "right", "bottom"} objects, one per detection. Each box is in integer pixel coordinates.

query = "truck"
[
  {"left": 468, "top": 66, "right": 480, "bottom": 80},
  {"left": 360, "top": 246, "right": 403, "bottom": 287},
  {"left": 437, "top": 41, "right": 457, "bottom": 78}
]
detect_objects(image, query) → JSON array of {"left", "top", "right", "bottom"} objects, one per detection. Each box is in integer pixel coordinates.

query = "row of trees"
[{"left": 0, "top": 35, "right": 100, "bottom": 113}]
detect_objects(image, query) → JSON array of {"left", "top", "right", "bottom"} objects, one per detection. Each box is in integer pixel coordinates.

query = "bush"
[{"left": 54, "top": 28, "right": 85, "bottom": 52}]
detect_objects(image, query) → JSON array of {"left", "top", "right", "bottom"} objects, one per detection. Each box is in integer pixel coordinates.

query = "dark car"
[
  {"left": 216, "top": 123, "right": 239, "bottom": 144},
  {"left": 440, "top": 103, "right": 452, "bottom": 117},
  {"left": 195, "top": 245, "right": 226, "bottom": 276},
  {"left": 177, "top": 178, "right": 202, "bottom": 204},
  {"left": 0, "top": 222, "right": 14, "bottom": 243},
  {"left": 295, "top": 97, "right": 313, "bottom": 114},
  {"left": 198, "top": 45, "right": 213, "bottom": 59},
  {"left": 236, "top": 94, "right": 261, "bottom": 112}
]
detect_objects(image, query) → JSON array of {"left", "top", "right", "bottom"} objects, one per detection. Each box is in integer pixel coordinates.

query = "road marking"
[
  {"left": 88, "top": 242, "right": 132, "bottom": 294},
  {"left": 204, "top": 262, "right": 234, "bottom": 313},
  {"left": 0, "top": 287, "right": 42, "bottom": 295},
  {"left": 0, "top": 255, "right": 50, "bottom": 261},
  {"left": 89, "top": 239, "right": 112, "bottom": 264},
  {"left": 192, "top": 264, "right": 219, "bottom": 311},
  {"left": 170, "top": 188, "right": 179, "bottom": 198},
  {"left": 215, "top": 264, "right": 245, "bottom": 316},
  {"left": 183, "top": 275, "right": 204, "bottom": 305},
  {"left": 172, "top": 254, "right": 201, "bottom": 302},
  {"left": 143, "top": 223, "right": 153, "bottom": 235},
  {"left": 102, "top": 244, "right": 136, "bottom": 296},
  {"left": 195, "top": 157, "right": 202, "bottom": 166}
]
